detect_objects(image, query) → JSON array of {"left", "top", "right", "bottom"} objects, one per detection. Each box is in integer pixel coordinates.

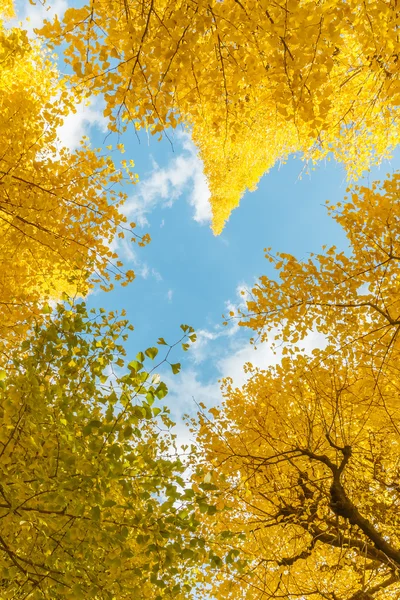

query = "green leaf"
[
  {"left": 145, "top": 346, "right": 158, "bottom": 360},
  {"left": 128, "top": 360, "right": 142, "bottom": 372},
  {"left": 132, "top": 406, "right": 145, "bottom": 419},
  {"left": 123, "top": 425, "right": 133, "bottom": 438},
  {"left": 171, "top": 362, "right": 181, "bottom": 375},
  {"left": 157, "top": 337, "right": 167, "bottom": 345},
  {"left": 146, "top": 391, "right": 155, "bottom": 405},
  {"left": 152, "top": 407, "right": 162, "bottom": 417},
  {"left": 103, "top": 499, "right": 116, "bottom": 508},
  {"left": 210, "top": 553, "right": 223, "bottom": 568},
  {"left": 91, "top": 506, "right": 101, "bottom": 521},
  {"left": 82, "top": 421, "right": 99, "bottom": 436},
  {"left": 136, "top": 351, "right": 145, "bottom": 362},
  {"left": 155, "top": 382, "right": 168, "bottom": 399},
  {"left": 220, "top": 530, "right": 234, "bottom": 539}
]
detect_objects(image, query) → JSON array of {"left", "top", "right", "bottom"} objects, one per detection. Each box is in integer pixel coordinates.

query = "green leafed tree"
[{"left": 0, "top": 300, "right": 207, "bottom": 599}]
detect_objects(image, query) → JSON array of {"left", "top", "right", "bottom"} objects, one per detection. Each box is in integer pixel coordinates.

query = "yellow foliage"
[
  {"left": 42, "top": 0, "right": 400, "bottom": 232},
  {"left": 0, "top": 18, "right": 145, "bottom": 345},
  {"left": 196, "top": 354, "right": 400, "bottom": 599},
  {"left": 0, "top": 0, "right": 13, "bottom": 19}
]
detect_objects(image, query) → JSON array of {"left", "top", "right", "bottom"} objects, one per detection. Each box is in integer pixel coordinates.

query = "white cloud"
[
  {"left": 167, "top": 280, "right": 327, "bottom": 415},
  {"left": 189, "top": 321, "right": 238, "bottom": 364},
  {"left": 167, "top": 289, "right": 174, "bottom": 302},
  {"left": 162, "top": 281, "right": 327, "bottom": 451},
  {"left": 109, "top": 137, "right": 209, "bottom": 283},
  {"left": 124, "top": 134, "right": 211, "bottom": 227},
  {"left": 152, "top": 268, "right": 163, "bottom": 282},
  {"left": 15, "top": 0, "right": 68, "bottom": 36},
  {"left": 163, "top": 368, "right": 220, "bottom": 420},
  {"left": 140, "top": 264, "right": 150, "bottom": 279},
  {"left": 164, "top": 325, "right": 327, "bottom": 454},
  {"left": 57, "top": 100, "right": 107, "bottom": 152},
  {"left": 217, "top": 340, "right": 280, "bottom": 389},
  {"left": 188, "top": 285, "right": 249, "bottom": 364}
]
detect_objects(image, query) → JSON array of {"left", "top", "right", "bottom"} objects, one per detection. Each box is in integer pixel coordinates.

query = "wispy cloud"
[
  {"left": 116, "top": 239, "right": 162, "bottom": 282},
  {"left": 157, "top": 280, "right": 328, "bottom": 452},
  {"left": 124, "top": 134, "right": 211, "bottom": 227},
  {"left": 188, "top": 284, "right": 250, "bottom": 365},
  {"left": 217, "top": 329, "right": 326, "bottom": 388},
  {"left": 166, "top": 281, "right": 327, "bottom": 409},
  {"left": 162, "top": 368, "right": 220, "bottom": 438}
]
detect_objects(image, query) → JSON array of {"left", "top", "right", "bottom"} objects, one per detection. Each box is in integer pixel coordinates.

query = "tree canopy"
[
  {"left": 238, "top": 171, "right": 400, "bottom": 371},
  {"left": 0, "top": 12, "right": 147, "bottom": 346},
  {"left": 41, "top": 0, "right": 400, "bottom": 232},
  {"left": 195, "top": 351, "right": 400, "bottom": 599}
]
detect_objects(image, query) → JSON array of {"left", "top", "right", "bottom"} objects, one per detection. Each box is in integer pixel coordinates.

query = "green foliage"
[{"left": 0, "top": 301, "right": 206, "bottom": 599}]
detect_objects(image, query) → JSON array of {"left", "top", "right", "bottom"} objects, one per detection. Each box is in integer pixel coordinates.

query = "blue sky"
[
  {"left": 83, "top": 124, "right": 400, "bottom": 445},
  {"left": 19, "top": 1, "right": 400, "bottom": 445}
]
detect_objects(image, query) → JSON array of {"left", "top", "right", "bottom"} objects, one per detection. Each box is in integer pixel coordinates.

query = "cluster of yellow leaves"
[
  {"left": 42, "top": 0, "right": 400, "bottom": 232},
  {"left": 0, "top": 0, "right": 13, "bottom": 19},
  {"left": 0, "top": 15, "right": 146, "bottom": 346}
]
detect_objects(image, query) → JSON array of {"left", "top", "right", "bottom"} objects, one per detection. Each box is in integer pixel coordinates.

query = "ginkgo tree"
[
  {"left": 193, "top": 172, "right": 400, "bottom": 599},
  {"left": 195, "top": 352, "right": 400, "bottom": 600},
  {"left": 0, "top": 298, "right": 216, "bottom": 599},
  {"left": 41, "top": 0, "right": 400, "bottom": 232},
  {"left": 0, "top": 7, "right": 147, "bottom": 347}
]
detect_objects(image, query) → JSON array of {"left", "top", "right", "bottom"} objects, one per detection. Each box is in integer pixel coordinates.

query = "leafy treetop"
[
  {"left": 195, "top": 351, "right": 400, "bottom": 600},
  {"left": 235, "top": 171, "right": 400, "bottom": 374},
  {"left": 41, "top": 0, "right": 400, "bottom": 232}
]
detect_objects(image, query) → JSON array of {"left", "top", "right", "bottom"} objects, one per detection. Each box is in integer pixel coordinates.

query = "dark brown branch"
[{"left": 297, "top": 445, "right": 400, "bottom": 568}]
